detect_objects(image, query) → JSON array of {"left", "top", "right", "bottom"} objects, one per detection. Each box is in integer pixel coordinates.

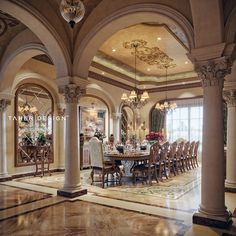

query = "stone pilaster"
[
  {"left": 0, "top": 99, "right": 11, "bottom": 180},
  {"left": 224, "top": 90, "right": 236, "bottom": 192},
  {"left": 57, "top": 84, "right": 87, "bottom": 197},
  {"left": 193, "top": 57, "right": 232, "bottom": 228}
]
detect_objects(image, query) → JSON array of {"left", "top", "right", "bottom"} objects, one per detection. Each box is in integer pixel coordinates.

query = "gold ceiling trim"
[{"left": 123, "top": 39, "right": 176, "bottom": 69}]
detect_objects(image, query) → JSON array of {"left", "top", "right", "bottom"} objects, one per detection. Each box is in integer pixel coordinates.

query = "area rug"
[{"left": 15, "top": 168, "right": 200, "bottom": 200}]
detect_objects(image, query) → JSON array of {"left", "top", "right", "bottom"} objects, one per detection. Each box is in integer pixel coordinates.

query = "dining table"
[{"left": 104, "top": 151, "right": 150, "bottom": 177}]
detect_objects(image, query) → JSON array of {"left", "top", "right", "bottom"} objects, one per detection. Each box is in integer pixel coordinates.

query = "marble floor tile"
[
  {"left": 0, "top": 201, "right": 189, "bottom": 236},
  {"left": 0, "top": 185, "right": 51, "bottom": 211}
]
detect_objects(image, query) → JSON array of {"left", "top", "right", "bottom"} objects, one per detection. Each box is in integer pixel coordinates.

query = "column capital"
[
  {"left": 112, "top": 112, "right": 122, "bottom": 120},
  {"left": 0, "top": 99, "right": 11, "bottom": 112},
  {"left": 59, "top": 84, "right": 85, "bottom": 104},
  {"left": 195, "top": 57, "right": 232, "bottom": 87},
  {"left": 223, "top": 90, "right": 236, "bottom": 107}
]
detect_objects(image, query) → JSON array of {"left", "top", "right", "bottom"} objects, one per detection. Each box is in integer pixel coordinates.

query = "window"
[{"left": 166, "top": 98, "right": 203, "bottom": 144}]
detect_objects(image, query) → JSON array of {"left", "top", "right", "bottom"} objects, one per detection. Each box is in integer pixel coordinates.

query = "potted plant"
[{"left": 37, "top": 132, "right": 46, "bottom": 145}]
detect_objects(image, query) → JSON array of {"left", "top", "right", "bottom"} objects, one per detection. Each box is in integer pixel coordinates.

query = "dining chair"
[
  {"left": 182, "top": 141, "right": 190, "bottom": 171},
  {"left": 193, "top": 141, "right": 200, "bottom": 167},
  {"left": 34, "top": 145, "right": 52, "bottom": 177},
  {"left": 166, "top": 141, "right": 177, "bottom": 177},
  {"left": 132, "top": 142, "right": 160, "bottom": 185},
  {"left": 89, "top": 137, "right": 122, "bottom": 188},
  {"left": 175, "top": 141, "right": 185, "bottom": 174},
  {"left": 157, "top": 142, "right": 169, "bottom": 180},
  {"left": 188, "top": 141, "right": 195, "bottom": 169}
]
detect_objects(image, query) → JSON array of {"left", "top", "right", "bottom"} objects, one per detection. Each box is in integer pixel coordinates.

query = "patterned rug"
[{"left": 16, "top": 168, "right": 200, "bottom": 200}]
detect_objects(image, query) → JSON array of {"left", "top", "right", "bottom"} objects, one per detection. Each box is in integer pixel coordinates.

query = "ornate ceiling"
[
  {"left": 0, "top": 10, "right": 26, "bottom": 58},
  {"left": 0, "top": 2, "right": 198, "bottom": 90},
  {"left": 92, "top": 24, "right": 197, "bottom": 85}
]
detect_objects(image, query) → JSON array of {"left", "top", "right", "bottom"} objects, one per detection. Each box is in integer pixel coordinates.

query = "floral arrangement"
[
  {"left": 94, "top": 129, "right": 106, "bottom": 142},
  {"left": 146, "top": 131, "right": 164, "bottom": 142}
]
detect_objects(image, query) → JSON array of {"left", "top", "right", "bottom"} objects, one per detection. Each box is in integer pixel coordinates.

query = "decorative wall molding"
[{"left": 89, "top": 70, "right": 201, "bottom": 93}]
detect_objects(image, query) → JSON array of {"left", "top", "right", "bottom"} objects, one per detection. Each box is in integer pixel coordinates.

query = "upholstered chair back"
[{"left": 89, "top": 137, "right": 104, "bottom": 168}]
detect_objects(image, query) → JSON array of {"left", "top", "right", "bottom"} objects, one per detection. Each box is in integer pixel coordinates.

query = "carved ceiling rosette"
[{"left": 195, "top": 58, "right": 232, "bottom": 88}]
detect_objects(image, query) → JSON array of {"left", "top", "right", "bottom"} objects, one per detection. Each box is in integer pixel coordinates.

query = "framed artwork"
[{"left": 80, "top": 107, "right": 105, "bottom": 137}]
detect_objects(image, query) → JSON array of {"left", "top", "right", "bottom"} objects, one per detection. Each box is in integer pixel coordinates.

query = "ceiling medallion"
[
  {"left": 60, "top": 0, "right": 85, "bottom": 28},
  {"left": 124, "top": 39, "right": 176, "bottom": 69}
]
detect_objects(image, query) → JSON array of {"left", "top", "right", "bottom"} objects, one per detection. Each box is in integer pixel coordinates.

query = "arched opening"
[{"left": 14, "top": 83, "right": 54, "bottom": 167}]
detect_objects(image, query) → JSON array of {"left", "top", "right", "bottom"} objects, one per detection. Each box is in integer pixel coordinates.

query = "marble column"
[
  {"left": 57, "top": 106, "right": 66, "bottom": 170},
  {"left": 57, "top": 84, "right": 87, "bottom": 198},
  {"left": 224, "top": 90, "right": 236, "bottom": 192},
  {"left": 0, "top": 99, "right": 11, "bottom": 179},
  {"left": 193, "top": 58, "right": 232, "bottom": 228},
  {"left": 112, "top": 112, "right": 122, "bottom": 142}
]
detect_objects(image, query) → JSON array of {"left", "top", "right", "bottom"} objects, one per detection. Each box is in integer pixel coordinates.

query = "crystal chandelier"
[
  {"left": 18, "top": 98, "right": 38, "bottom": 115},
  {"left": 155, "top": 66, "right": 177, "bottom": 112},
  {"left": 60, "top": 0, "right": 85, "bottom": 28},
  {"left": 121, "top": 42, "right": 149, "bottom": 109}
]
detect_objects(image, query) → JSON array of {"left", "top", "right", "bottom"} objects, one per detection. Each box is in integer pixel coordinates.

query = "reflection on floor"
[
  {"left": 0, "top": 201, "right": 189, "bottom": 236},
  {"left": 0, "top": 167, "right": 235, "bottom": 236},
  {"left": 0, "top": 185, "right": 51, "bottom": 210}
]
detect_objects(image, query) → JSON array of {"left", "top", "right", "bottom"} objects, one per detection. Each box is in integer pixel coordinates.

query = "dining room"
[{"left": 0, "top": 1, "right": 236, "bottom": 235}]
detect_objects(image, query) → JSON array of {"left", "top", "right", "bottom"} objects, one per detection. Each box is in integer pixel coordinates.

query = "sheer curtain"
[{"left": 166, "top": 98, "right": 203, "bottom": 145}]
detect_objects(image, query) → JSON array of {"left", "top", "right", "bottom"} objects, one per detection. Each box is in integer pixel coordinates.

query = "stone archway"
[
  {"left": 0, "top": 43, "right": 51, "bottom": 92},
  {"left": 0, "top": 0, "right": 70, "bottom": 78},
  {"left": 73, "top": 3, "right": 194, "bottom": 79}
]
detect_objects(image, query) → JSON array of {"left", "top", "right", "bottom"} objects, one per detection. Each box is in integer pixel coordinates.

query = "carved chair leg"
[{"left": 90, "top": 169, "right": 94, "bottom": 185}]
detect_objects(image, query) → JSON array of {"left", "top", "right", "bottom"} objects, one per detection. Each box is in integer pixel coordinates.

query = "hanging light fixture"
[
  {"left": 60, "top": 0, "right": 85, "bottom": 28},
  {"left": 155, "top": 65, "right": 177, "bottom": 112},
  {"left": 18, "top": 96, "right": 38, "bottom": 115},
  {"left": 121, "top": 42, "right": 149, "bottom": 109}
]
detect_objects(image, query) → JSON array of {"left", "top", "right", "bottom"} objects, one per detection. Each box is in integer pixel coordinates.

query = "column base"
[
  {"left": 57, "top": 188, "right": 87, "bottom": 198},
  {"left": 0, "top": 174, "right": 12, "bottom": 182},
  {"left": 225, "top": 181, "right": 236, "bottom": 193},
  {"left": 193, "top": 211, "right": 232, "bottom": 229}
]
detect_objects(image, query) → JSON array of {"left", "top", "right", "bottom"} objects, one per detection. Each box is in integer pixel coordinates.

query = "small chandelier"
[
  {"left": 155, "top": 66, "right": 177, "bottom": 112},
  {"left": 18, "top": 98, "right": 38, "bottom": 115},
  {"left": 121, "top": 43, "right": 149, "bottom": 109},
  {"left": 60, "top": 0, "right": 85, "bottom": 28}
]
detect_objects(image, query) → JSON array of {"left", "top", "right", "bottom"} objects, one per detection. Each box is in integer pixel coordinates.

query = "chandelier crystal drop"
[
  {"left": 60, "top": 0, "right": 85, "bottom": 28},
  {"left": 155, "top": 66, "right": 177, "bottom": 113},
  {"left": 121, "top": 42, "right": 149, "bottom": 109}
]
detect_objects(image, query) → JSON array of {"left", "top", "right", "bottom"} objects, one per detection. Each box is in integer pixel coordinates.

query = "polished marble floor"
[
  {"left": 0, "top": 167, "right": 235, "bottom": 236},
  {"left": 0, "top": 185, "right": 51, "bottom": 210}
]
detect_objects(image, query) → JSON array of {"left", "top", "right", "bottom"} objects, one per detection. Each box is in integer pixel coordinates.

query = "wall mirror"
[{"left": 15, "top": 84, "right": 54, "bottom": 166}]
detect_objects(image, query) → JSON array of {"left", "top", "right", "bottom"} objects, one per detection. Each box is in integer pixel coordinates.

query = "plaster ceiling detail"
[
  {"left": 123, "top": 39, "right": 176, "bottom": 69},
  {"left": 94, "top": 24, "right": 197, "bottom": 84},
  {"left": 0, "top": 10, "right": 26, "bottom": 59},
  {"left": 0, "top": 10, "right": 20, "bottom": 36}
]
